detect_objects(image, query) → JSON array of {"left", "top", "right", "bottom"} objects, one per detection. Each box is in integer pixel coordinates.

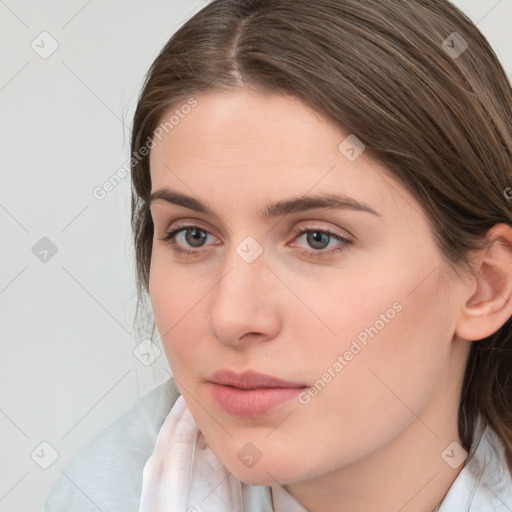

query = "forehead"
[{"left": 150, "top": 89, "right": 339, "bottom": 168}]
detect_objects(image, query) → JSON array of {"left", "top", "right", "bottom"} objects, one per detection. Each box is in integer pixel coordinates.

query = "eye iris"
[
  {"left": 307, "top": 231, "right": 330, "bottom": 249},
  {"left": 185, "top": 228, "right": 207, "bottom": 247}
]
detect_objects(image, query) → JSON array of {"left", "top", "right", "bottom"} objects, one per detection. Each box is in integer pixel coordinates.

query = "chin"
[{"left": 222, "top": 456, "right": 307, "bottom": 487}]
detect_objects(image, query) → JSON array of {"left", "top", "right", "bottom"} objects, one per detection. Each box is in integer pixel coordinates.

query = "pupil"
[
  {"left": 307, "top": 231, "right": 329, "bottom": 249},
  {"left": 185, "top": 228, "right": 207, "bottom": 247}
]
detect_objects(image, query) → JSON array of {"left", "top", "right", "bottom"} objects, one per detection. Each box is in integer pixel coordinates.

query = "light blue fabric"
[
  {"left": 43, "top": 378, "right": 512, "bottom": 512},
  {"left": 43, "top": 378, "right": 181, "bottom": 512}
]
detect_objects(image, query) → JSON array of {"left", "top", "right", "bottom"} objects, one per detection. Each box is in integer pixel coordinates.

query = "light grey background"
[{"left": 0, "top": 1, "right": 511, "bottom": 511}]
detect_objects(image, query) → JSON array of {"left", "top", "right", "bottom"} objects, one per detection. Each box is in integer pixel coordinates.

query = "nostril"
[{"left": 239, "top": 332, "right": 265, "bottom": 342}]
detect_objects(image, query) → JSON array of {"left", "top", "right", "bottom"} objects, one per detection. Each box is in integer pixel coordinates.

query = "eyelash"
[{"left": 157, "top": 224, "right": 352, "bottom": 258}]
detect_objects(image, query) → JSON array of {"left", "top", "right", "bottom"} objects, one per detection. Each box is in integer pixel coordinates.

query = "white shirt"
[{"left": 43, "top": 378, "right": 512, "bottom": 511}]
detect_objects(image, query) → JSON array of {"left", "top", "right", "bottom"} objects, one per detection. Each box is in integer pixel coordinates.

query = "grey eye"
[
  {"left": 184, "top": 228, "right": 208, "bottom": 247},
  {"left": 306, "top": 231, "right": 331, "bottom": 249}
]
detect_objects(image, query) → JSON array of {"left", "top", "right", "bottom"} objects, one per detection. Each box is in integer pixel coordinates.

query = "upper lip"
[{"left": 207, "top": 369, "right": 307, "bottom": 390}]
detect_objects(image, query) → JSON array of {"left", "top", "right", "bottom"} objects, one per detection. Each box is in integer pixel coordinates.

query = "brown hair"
[{"left": 130, "top": 0, "right": 512, "bottom": 472}]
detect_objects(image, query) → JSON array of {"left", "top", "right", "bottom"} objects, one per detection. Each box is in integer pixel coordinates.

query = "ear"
[{"left": 455, "top": 223, "right": 512, "bottom": 341}]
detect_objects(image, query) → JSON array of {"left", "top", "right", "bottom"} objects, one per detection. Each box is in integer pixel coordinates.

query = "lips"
[
  {"left": 207, "top": 370, "right": 308, "bottom": 417},
  {"left": 208, "top": 369, "right": 306, "bottom": 389}
]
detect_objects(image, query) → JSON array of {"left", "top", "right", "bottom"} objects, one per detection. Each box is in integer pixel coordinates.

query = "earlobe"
[{"left": 455, "top": 223, "right": 512, "bottom": 342}]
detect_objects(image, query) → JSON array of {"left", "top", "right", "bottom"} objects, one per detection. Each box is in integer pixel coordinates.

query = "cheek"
[
  {"left": 148, "top": 258, "right": 208, "bottom": 371},
  {"left": 316, "top": 271, "right": 448, "bottom": 414},
  {"left": 267, "top": 260, "right": 452, "bottom": 464},
  {"left": 310, "top": 259, "right": 451, "bottom": 398},
  {"left": 280, "top": 260, "right": 409, "bottom": 364}
]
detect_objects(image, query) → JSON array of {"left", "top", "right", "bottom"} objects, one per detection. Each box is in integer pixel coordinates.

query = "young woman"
[{"left": 45, "top": 0, "right": 512, "bottom": 510}]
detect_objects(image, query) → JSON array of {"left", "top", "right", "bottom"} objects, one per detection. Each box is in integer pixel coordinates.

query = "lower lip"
[{"left": 209, "top": 383, "right": 306, "bottom": 417}]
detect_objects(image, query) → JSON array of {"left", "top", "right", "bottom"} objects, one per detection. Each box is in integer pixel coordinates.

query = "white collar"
[{"left": 438, "top": 415, "right": 512, "bottom": 510}]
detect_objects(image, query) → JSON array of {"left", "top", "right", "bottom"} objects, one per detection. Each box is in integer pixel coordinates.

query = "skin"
[{"left": 148, "top": 87, "right": 512, "bottom": 512}]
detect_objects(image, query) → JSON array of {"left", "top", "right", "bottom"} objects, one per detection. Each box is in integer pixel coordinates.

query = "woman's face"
[{"left": 148, "top": 88, "right": 470, "bottom": 485}]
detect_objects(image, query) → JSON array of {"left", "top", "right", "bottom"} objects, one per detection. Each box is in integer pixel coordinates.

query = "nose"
[{"left": 206, "top": 248, "right": 281, "bottom": 347}]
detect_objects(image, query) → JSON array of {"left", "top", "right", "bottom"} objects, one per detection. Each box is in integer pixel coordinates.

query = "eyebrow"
[{"left": 149, "top": 188, "right": 380, "bottom": 218}]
